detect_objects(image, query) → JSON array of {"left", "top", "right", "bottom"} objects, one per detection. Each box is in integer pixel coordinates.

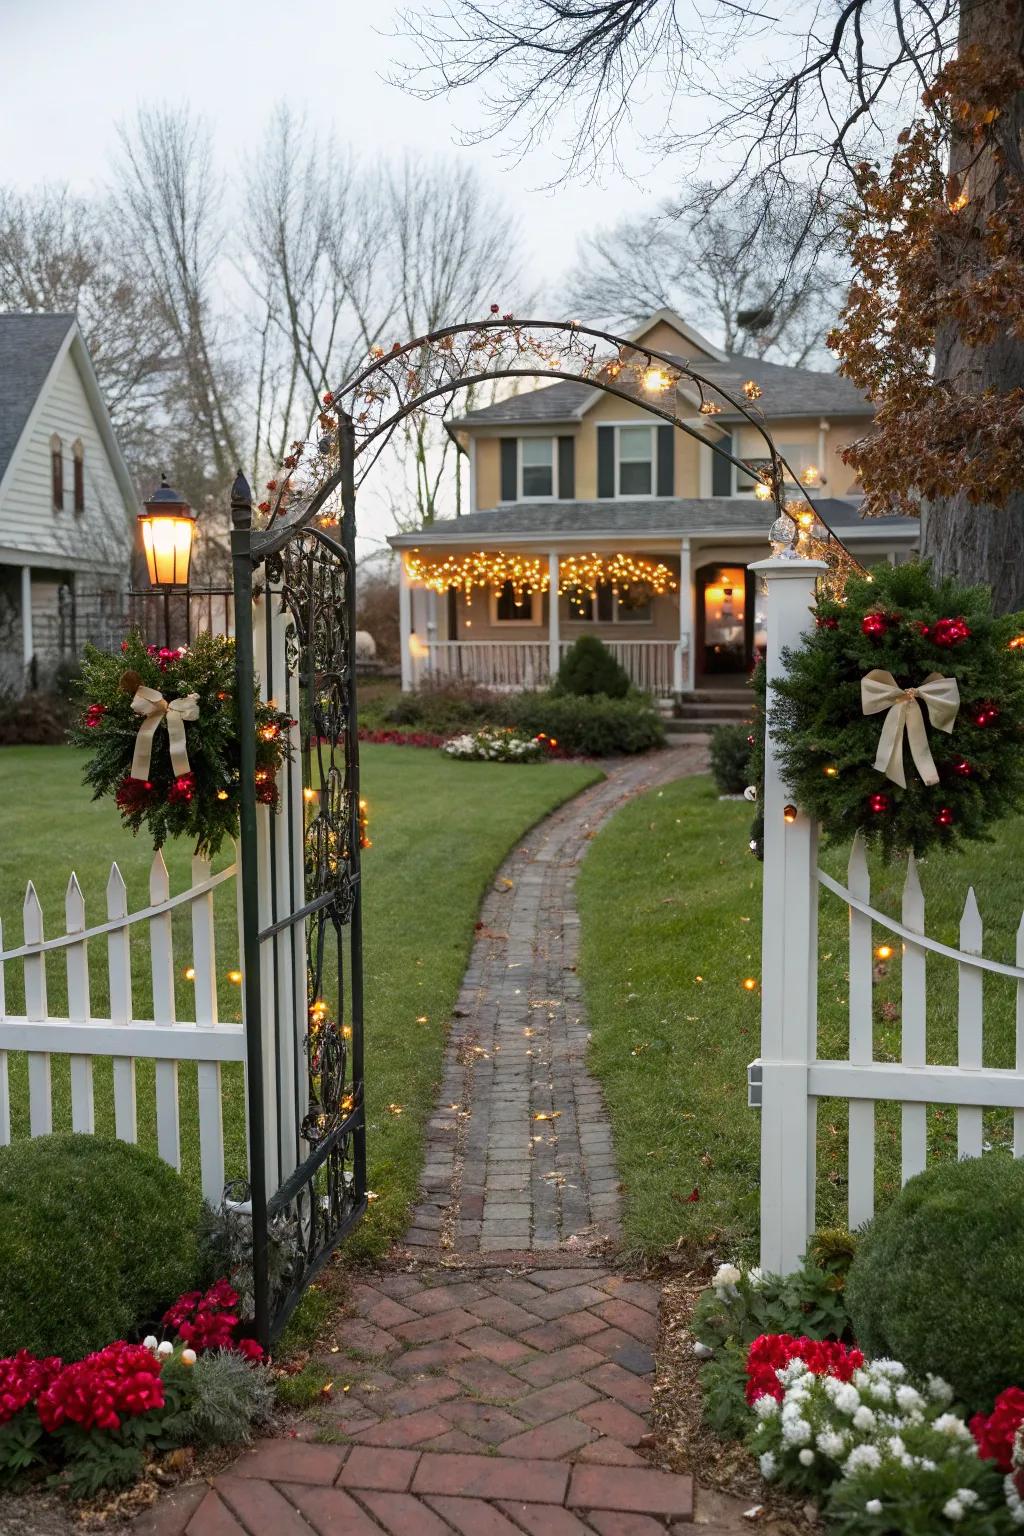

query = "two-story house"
[
  {"left": 0, "top": 313, "right": 137, "bottom": 692},
  {"left": 387, "top": 310, "right": 917, "bottom": 696}
]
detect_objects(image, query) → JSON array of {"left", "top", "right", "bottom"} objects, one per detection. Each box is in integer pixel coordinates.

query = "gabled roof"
[
  {"left": 388, "top": 499, "right": 917, "bottom": 548},
  {"left": 627, "top": 307, "right": 727, "bottom": 362},
  {"left": 0, "top": 312, "right": 138, "bottom": 522},
  {"left": 447, "top": 338, "right": 870, "bottom": 430},
  {"left": 0, "top": 313, "right": 76, "bottom": 483}
]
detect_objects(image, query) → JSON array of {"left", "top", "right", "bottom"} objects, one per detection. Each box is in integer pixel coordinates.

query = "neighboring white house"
[{"left": 0, "top": 313, "right": 137, "bottom": 691}]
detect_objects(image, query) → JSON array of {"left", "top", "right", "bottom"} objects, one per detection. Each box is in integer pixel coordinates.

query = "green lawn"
[
  {"left": 0, "top": 744, "right": 601, "bottom": 1260},
  {"left": 577, "top": 774, "right": 1024, "bottom": 1264}
]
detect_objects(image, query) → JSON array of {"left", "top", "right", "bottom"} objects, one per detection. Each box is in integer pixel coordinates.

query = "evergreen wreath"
[
  {"left": 765, "top": 562, "right": 1024, "bottom": 858},
  {"left": 70, "top": 632, "right": 292, "bottom": 857}
]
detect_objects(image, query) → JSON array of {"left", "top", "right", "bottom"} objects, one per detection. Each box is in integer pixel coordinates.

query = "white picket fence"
[
  {"left": 0, "top": 852, "right": 244, "bottom": 1204},
  {"left": 754, "top": 557, "right": 1024, "bottom": 1273}
]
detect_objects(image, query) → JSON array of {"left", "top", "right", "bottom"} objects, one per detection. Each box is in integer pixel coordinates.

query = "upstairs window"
[
  {"left": 519, "top": 437, "right": 555, "bottom": 498},
  {"left": 72, "top": 440, "right": 85, "bottom": 513},
  {"left": 617, "top": 426, "right": 654, "bottom": 496},
  {"left": 50, "top": 434, "right": 64, "bottom": 511}
]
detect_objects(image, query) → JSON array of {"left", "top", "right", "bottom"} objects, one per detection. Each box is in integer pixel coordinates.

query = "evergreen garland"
[
  {"left": 69, "top": 632, "right": 292, "bottom": 857},
  {"left": 761, "top": 563, "right": 1024, "bottom": 858}
]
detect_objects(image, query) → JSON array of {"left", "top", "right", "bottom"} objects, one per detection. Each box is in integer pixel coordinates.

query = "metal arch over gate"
[
  {"left": 231, "top": 420, "right": 365, "bottom": 1347},
  {"left": 229, "top": 315, "right": 870, "bottom": 1343}
]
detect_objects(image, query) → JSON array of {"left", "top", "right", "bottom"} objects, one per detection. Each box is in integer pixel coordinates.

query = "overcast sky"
[
  {"left": 2, "top": 0, "right": 701, "bottom": 553},
  {"left": 2, "top": 0, "right": 680, "bottom": 285}
]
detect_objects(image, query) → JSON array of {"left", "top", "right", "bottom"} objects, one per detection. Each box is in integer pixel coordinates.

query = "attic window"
[
  {"left": 72, "top": 440, "right": 85, "bottom": 513},
  {"left": 50, "top": 434, "right": 64, "bottom": 511}
]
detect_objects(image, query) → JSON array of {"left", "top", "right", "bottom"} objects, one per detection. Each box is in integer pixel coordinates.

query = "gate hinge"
[{"left": 747, "top": 1058, "right": 763, "bottom": 1109}]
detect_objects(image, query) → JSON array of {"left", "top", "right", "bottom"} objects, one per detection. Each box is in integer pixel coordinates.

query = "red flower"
[
  {"left": 0, "top": 1350, "right": 63, "bottom": 1425},
  {"left": 37, "top": 1342, "right": 164, "bottom": 1434},
  {"left": 932, "top": 615, "right": 971, "bottom": 647},
  {"left": 971, "top": 1387, "right": 1024, "bottom": 1473},
  {"left": 745, "top": 1333, "right": 864, "bottom": 1405},
  {"left": 167, "top": 773, "right": 195, "bottom": 806},
  {"left": 236, "top": 1337, "right": 264, "bottom": 1361},
  {"left": 163, "top": 1279, "right": 252, "bottom": 1355},
  {"left": 115, "top": 776, "right": 155, "bottom": 814},
  {"left": 156, "top": 646, "right": 184, "bottom": 670}
]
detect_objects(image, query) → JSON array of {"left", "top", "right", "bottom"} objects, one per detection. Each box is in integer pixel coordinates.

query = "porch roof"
[{"left": 388, "top": 498, "right": 918, "bottom": 548}]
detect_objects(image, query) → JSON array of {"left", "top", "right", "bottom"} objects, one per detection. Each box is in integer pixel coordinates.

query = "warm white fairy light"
[{"left": 404, "top": 550, "right": 677, "bottom": 604}]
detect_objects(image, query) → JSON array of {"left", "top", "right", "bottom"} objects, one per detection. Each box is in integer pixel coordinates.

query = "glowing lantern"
[{"left": 138, "top": 476, "right": 196, "bottom": 588}]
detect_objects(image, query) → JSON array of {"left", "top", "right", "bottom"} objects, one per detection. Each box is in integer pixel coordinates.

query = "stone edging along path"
[{"left": 136, "top": 745, "right": 767, "bottom": 1536}]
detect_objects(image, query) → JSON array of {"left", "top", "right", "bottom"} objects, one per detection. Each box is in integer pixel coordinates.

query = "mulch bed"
[{"left": 650, "top": 1261, "right": 822, "bottom": 1534}]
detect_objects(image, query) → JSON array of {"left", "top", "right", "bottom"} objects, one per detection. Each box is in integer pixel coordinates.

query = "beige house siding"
[{"left": 475, "top": 437, "right": 502, "bottom": 509}]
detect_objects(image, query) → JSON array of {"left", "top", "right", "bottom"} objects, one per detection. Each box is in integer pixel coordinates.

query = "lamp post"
[{"left": 137, "top": 475, "right": 197, "bottom": 646}]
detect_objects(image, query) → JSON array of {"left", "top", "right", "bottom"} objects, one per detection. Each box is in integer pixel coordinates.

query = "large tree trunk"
[{"left": 923, "top": 0, "right": 1024, "bottom": 612}]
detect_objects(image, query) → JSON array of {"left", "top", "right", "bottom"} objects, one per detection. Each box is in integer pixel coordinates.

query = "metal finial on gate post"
[{"left": 231, "top": 469, "right": 253, "bottom": 529}]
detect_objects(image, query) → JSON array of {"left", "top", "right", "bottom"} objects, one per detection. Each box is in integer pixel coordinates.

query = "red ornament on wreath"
[
  {"left": 869, "top": 792, "right": 891, "bottom": 814},
  {"left": 932, "top": 616, "right": 971, "bottom": 647},
  {"left": 167, "top": 773, "right": 195, "bottom": 806},
  {"left": 861, "top": 612, "right": 889, "bottom": 639}
]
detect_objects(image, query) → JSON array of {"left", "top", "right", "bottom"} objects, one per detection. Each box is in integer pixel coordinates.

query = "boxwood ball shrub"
[
  {"left": 845, "top": 1155, "right": 1024, "bottom": 1414},
  {"left": 0, "top": 1134, "right": 203, "bottom": 1360},
  {"left": 556, "top": 635, "right": 631, "bottom": 698},
  {"left": 709, "top": 722, "right": 754, "bottom": 794},
  {"left": 501, "top": 690, "right": 665, "bottom": 756}
]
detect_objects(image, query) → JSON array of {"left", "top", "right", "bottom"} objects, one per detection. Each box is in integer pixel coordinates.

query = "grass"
[
  {"left": 0, "top": 743, "right": 601, "bottom": 1261},
  {"left": 577, "top": 773, "right": 1024, "bottom": 1264}
]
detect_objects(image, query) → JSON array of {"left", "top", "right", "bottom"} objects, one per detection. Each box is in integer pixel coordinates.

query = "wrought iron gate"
[{"left": 230, "top": 418, "right": 366, "bottom": 1346}]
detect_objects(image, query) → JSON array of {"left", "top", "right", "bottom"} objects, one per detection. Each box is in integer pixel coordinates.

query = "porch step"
[
  {"left": 678, "top": 688, "right": 754, "bottom": 705},
  {"left": 675, "top": 700, "right": 753, "bottom": 720},
  {"left": 666, "top": 717, "right": 743, "bottom": 735}
]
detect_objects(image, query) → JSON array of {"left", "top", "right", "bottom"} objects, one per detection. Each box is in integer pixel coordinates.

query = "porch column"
[
  {"left": 426, "top": 590, "right": 438, "bottom": 680},
  {"left": 675, "top": 538, "right": 693, "bottom": 693},
  {"left": 548, "top": 551, "right": 560, "bottom": 681},
  {"left": 21, "top": 565, "right": 33, "bottom": 687},
  {"left": 398, "top": 558, "right": 413, "bottom": 692}
]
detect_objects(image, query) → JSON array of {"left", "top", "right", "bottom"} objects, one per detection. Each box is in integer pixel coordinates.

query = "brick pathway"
[{"left": 137, "top": 748, "right": 761, "bottom": 1536}]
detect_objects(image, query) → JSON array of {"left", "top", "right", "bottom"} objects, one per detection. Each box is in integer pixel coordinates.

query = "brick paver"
[{"left": 136, "top": 751, "right": 731, "bottom": 1536}]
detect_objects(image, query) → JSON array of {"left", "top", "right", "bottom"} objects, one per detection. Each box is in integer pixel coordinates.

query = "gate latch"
[{"left": 747, "top": 1058, "right": 763, "bottom": 1109}]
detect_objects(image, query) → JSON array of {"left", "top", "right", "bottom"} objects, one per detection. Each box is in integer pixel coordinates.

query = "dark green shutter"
[
  {"left": 712, "top": 432, "right": 733, "bottom": 497},
  {"left": 500, "top": 438, "right": 517, "bottom": 501},
  {"left": 557, "top": 436, "right": 575, "bottom": 499},
  {"left": 656, "top": 426, "right": 674, "bottom": 497},
  {"left": 597, "top": 426, "right": 615, "bottom": 498}
]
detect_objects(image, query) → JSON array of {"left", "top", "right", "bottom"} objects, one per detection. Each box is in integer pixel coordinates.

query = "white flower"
[
  {"left": 866, "top": 1500, "right": 883, "bottom": 1516},
  {"left": 798, "top": 1449, "right": 815, "bottom": 1467},
  {"left": 778, "top": 1358, "right": 810, "bottom": 1387},
  {"left": 1004, "top": 1474, "right": 1024, "bottom": 1526},
  {"left": 759, "top": 1452, "right": 777, "bottom": 1480},
  {"left": 782, "top": 1417, "right": 813, "bottom": 1448},
  {"left": 817, "top": 1430, "right": 847, "bottom": 1458},
  {"left": 157, "top": 1340, "right": 174, "bottom": 1359},
  {"left": 934, "top": 1414, "right": 975, "bottom": 1445},
  {"left": 895, "top": 1384, "right": 925, "bottom": 1415},
  {"left": 844, "top": 1445, "right": 882, "bottom": 1477},
  {"left": 873, "top": 1359, "right": 907, "bottom": 1380},
  {"left": 853, "top": 1406, "right": 877, "bottom": 1431},
  {"left": 943, "top": 1497, "right": 965, "bottom": 1522},
  {"left": 887, "top": 1436, "right": 906, "bottom": 1459},
  {"left": 712, "top": 1262, "right": 741, "bottom": 1296},
  {"left": 143, "top": 1334, "right": 159, "bottom": 1353},
  {"left": 754, "top": 1394, "right": 780, "bottom": 1419},
  {"left": 928, "top": 1374, "right": 954, "bottom": 1405},
  {"left": 831, "top": 1382, "right": 862, "bottom": 1416},
  {"left": 956, "top": 1490, "right": 979, "bottom": 1508},
  {"left": 181, "top": 1347, "right": 197, "bottom": 1366}
]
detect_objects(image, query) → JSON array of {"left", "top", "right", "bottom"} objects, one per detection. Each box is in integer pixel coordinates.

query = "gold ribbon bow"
[
  {"left": 861, "top": 669, "right": 960, "bottom": 789},
  {"left": 130, "top": 686, "right": 200, "bottom": 780}
]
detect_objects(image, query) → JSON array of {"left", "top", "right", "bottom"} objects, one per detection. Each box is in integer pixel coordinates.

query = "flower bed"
[
  {"left": 689, "top": 1255, "right": 1024, "bottom": 1533},
  {"left": 0, "top": 1280, "right": 272, "bottom": 1500},
  {"left": 442, "top": 725, "right": 557, "bottom": 762}
]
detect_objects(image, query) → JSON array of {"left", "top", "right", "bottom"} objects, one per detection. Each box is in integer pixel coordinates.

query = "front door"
[{"left": 696, "top": 564, "right": 754, "bottom": 677}]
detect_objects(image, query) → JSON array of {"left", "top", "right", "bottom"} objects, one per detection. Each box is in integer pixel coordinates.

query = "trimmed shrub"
[
  {"left": 385, "top": 678, "right": 498, "bottom": 732},
  {"left": 709, "top": 722, "right": 753, "bottom": 794},
  {"left": 0, "top": 1135, "right": 203, "bottom": 1360},
  {"left": 0, "top": 689, "right": 71, "bottom": 745},
  {"left": 500, "top": 690, "right": 665, "bottom": 756},
  {"left": 556, "top": 635, "right": 631, "bottom": 698},
  {"left": 845, "top": 1155, "right": 1024, "bottom": 1414}
]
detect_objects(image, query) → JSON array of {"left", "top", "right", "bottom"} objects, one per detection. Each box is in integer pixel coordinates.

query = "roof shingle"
[{"left": 0, "top": 313, "right": 75, "bottom": 483}]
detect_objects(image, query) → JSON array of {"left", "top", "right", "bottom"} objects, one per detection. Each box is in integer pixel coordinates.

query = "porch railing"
[{"left": 424, "top": 639, "right": 681, "bottom": 695}]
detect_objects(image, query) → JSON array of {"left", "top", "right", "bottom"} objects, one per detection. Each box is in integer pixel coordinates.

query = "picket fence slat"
[
  {"left": 846, "top": 835, "right": 875, "bottom": 1228},
  {"left": 106, "top": 863, "right": 138, "bottom": 1142},
  {"left": 900, "top": 855, "right": 928, "bottom": 1183},
  {"left": 23, "top": 883, "right": 52, "bottom": 1136},
  {"left": 0, "top": 917, "right": 9, "bottom": 1145},
  {"left": 1016, "top": 914, "right": 1024, "bottom": 1158},
  {"left": 191, "top": 853, "right": 224, "bottom": 1206},
  {"left": 957, "top": 889, "right": 984, "bottom": 1159},
  {"left": 149, "top": 851, "right": 180, "bottom": 1170},
  {"left": 65, "top": 874, "right": 95, "bottom": 1134}
]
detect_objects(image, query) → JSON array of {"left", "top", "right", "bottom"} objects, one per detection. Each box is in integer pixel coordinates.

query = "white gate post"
[
  {"left": 548, "top": 551, "right": 560, "bottom": 682},
  {"left": 750, "top": 556, "right": 826, "bottom": 1275}
]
